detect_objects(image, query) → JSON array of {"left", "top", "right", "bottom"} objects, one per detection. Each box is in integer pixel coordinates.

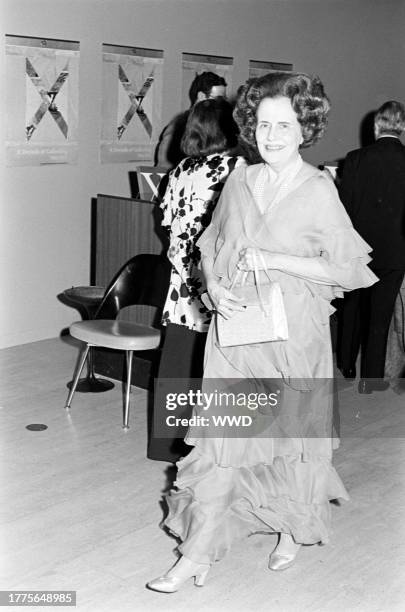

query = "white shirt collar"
[{"left": 377, "top": 135, "right": 400, "bottom": 140}]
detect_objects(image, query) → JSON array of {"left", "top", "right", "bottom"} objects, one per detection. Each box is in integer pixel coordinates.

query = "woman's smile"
[{"left": 264, "top": 144, "right": 285, "bottom": 150}]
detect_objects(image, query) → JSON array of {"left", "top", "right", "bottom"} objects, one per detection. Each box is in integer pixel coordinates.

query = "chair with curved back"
[{"left": 64, "top": 253, "right": 170, "bottom": 428}]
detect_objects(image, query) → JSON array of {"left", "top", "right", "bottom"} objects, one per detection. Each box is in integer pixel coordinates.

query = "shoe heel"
[{"left": 194, "top": 568, "right": 209, "bottom": 587}]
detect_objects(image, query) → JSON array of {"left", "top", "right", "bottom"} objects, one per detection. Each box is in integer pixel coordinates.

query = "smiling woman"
[{"left": 147, "top": 72, "right": 377, "bottom": 593}]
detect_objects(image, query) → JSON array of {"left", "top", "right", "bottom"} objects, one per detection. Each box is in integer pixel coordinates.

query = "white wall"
[{"left": 1, "top": 0, "right": 404, "bottom": 348}]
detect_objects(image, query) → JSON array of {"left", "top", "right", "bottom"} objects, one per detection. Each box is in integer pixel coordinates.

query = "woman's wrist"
[
  {"left": 206, "top": 273, "right": 219, "bottom": 288},
  {"left": 262, "top": 251, "right": 283, "bottom": 270}
]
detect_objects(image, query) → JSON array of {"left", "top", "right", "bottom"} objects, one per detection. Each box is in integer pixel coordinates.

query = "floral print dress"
[{"left": 160, "top": 153, "right": 245, "bottom": 332}]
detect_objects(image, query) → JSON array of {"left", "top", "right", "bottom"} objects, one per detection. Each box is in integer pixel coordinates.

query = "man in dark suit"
[{"left": 337, "top": 100, "right": 405, "bottom": 393}]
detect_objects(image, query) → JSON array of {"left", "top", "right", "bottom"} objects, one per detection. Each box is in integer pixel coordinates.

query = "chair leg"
[
  {"left": 123, "top": 350, "right": 133, "bottom": 429},
  {"left": 65, "top": 345, "right": 91, "bottom": 410}
]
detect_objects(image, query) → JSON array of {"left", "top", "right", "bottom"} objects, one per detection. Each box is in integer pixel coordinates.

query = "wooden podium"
[{"left": 92, "top": 194, "right": 169, "bottom": 389}]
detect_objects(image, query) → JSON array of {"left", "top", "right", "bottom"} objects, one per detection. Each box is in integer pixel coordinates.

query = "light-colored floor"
[{"left": 0, "top": 337, "right": 404, "bottom": 612}]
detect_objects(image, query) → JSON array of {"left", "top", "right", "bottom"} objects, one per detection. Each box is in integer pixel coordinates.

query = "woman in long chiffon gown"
[{"left": 147, "top": 72, "right": 378, "bottom": 593}]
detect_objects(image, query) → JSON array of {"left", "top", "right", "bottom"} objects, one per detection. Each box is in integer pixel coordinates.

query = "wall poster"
[
  {"left": 5, "top": 35, "right": 79, "bottom": 166},
  {"left": 248, "top": 60, "right": 293, "bottom": 79},
  {"left": 101, "top": 44, "right": 164, "bottom": 163},
  {"left": 181, "top": 52, "right": 233, "bottom": 110}
]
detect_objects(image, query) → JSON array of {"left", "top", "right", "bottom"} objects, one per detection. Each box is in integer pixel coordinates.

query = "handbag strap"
[
  {"left": 229, "top": 268, "right": 248, "bottom": 290},
  {"left": 252, "top": 251, "right": 271, "bottom": 315},
  {"left": 230, "top": 251, "right": 272, "bottom": 288},
  {"left": 257, "top": 251, "right": 273, "bottom": 284},
  {"left": 229, "top": 250, "right": 272, "bottom": 315}
]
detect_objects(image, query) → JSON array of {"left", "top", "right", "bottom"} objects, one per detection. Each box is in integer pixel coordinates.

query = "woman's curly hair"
[{"left": 233, "top": 72, "right": 330, "bottom": 163}]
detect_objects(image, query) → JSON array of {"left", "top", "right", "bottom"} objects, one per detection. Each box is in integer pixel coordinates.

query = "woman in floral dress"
[{"left": 148, "top": 97, "right": 245, "bottom": 462}]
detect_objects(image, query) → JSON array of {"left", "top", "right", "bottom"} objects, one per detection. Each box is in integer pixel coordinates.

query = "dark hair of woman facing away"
[
  {"left": 181, "top": 97, "right": 239, "bottom": 158},
  {"left": 234, "top": 72, "right": 330, "bottom": 163}
]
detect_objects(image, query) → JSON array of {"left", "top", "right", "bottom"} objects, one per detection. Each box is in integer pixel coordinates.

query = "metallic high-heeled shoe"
[
  {"left": 268, "top": 537, "right": 301, "bottom": 571},
  {"left": 146, "top": 563, "right": 210, "bottom": 593},
  {"left": 268, "top": 551, "right": 298, "bottom": 571}
]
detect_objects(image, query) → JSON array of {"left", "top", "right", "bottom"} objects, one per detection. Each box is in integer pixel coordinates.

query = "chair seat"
[
  {"left": 70, "top": 319, "right": 161, "bottom": 351},
  {"left": 64, "top": 286, "right": 106, "bottom": 305}
]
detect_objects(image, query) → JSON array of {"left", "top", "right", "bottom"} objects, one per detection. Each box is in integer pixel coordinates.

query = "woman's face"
[{"left": 255, "top": 96, "right": 303, "bottom": 170}]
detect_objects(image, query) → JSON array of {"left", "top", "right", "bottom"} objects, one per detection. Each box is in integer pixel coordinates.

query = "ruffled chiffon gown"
[{"left": 163, "top": 162, "right": 377, "bottom": 565}]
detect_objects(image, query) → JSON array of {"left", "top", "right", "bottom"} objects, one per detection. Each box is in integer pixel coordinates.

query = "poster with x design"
[
  {"left": 101, "top": 45, "right": 164, "bottom": 163},
  {"left": 5, "top": 35, "right": 79, "bottom": 166},
  {"left": 248, "top": 59, "right": 293, "bottom": 79}
]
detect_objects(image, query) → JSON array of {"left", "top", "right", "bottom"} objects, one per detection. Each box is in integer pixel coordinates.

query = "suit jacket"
[{"left": 339, "top": 137, "right": 405, "bottom": 269}]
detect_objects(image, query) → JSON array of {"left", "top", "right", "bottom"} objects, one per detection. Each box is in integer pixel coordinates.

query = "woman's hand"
[
  {"left": 207, "top": 280, "right": 245, "bottom": 319},
  {"left": 238, "top": 248, "right": 274, "bottom": 271}
]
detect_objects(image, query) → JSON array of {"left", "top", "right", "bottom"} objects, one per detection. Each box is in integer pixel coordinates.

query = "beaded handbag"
[{"left": 216, "top": 252, "right": 288, "bottom": 347}]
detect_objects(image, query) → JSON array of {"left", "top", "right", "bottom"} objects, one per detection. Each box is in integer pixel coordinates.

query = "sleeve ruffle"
[
  {"left": 318, "top": 225, "right": 378, "bottom": 299},
  {"left": 196, "top": 221, "right": 223, "bottom": 260},
  {"left": 195, "top": 167, "right": 244, "bottom": 273}
]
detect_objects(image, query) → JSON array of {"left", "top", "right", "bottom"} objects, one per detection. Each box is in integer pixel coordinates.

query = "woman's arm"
[
  {"left": 238, "top": 248, "right": 339, "bottom": 285},
  {"left": 201, "top": 254, "right": 245, "bottom": 319}
]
